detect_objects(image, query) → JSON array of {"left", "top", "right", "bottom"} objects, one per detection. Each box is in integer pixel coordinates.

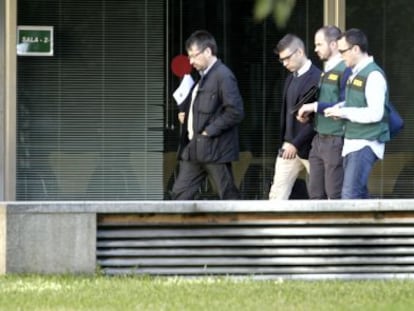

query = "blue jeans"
[{"left": 342, "top": 146, "right": 378, "bottom": 199}]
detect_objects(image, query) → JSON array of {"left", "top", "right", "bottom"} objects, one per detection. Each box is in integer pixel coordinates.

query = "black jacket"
[
  {"left": 280, "top": 64, "right": 321, "bottom": 159},
  {"left": 178, "top": 59, "right": 244, "bottom": 163}
]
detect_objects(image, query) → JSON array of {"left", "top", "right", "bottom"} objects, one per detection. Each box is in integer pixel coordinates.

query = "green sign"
[{"left": 17, "top": 26, "right": 54, "bottom": 56}]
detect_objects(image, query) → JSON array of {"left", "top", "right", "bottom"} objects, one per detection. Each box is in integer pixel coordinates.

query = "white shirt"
[
  {"left": 296, "top": 59, "right": 312, "bottom": 77},
  {"left": 324, "top": 53, "right": 343, "bottom": 73},
  {"left": 340, "top": 56, "right": 387, "bottom": 159}
]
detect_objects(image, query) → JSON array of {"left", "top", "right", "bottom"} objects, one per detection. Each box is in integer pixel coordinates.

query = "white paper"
[{"left": 173, "top": 74, "right": 195, "bottom": 106}]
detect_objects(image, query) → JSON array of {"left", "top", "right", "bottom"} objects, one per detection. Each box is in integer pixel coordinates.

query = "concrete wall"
[
  {"left": 5, "top": 204, "right": 96, "bottom": 274},
  {"left": 2, "top": 200, "right": 414, "bottom": 277}
]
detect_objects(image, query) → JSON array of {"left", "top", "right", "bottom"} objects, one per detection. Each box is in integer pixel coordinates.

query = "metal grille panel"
[{"left": 97, "top": 212, "right": 414, "bottom": 279}]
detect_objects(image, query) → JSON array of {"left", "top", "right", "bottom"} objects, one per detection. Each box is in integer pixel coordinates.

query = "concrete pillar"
[
  {"left": 6, "top": 209, "right": 96, "bottom": 274},
  {"left": 0, "top": 204, "right": 5, "bottom": 274},
  {"left": 324, "top": 0, "right": 346, "bottom": 30}
]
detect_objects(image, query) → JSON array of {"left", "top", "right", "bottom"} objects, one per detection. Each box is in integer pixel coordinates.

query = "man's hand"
[
  {"left": 178, "top": 112, "right": 185, "bottom": 124},
  {"left": 298, "top": 102, "right": 316, "bottom": 117},
  {"left": 281, "top": 142, "right": 297, "bottom": 159},
  {"left": 296, "top": 114, "right": 310, "bottom": 123},
  {"left": 296, "top": 102, "right": 316, "bottom": 123},
  {"left": 324, "top": 106, "right": 342, "bottom": 120}
]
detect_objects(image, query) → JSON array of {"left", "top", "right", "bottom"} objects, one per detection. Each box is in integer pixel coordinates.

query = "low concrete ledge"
[
  {"left": 2, "top": 199, "right": 414, "bottom": 276},
  {"left": 5, "top": 199, "right": 414, "bottom": 214}
]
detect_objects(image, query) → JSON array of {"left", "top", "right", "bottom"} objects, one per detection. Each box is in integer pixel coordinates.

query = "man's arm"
[{"left": 297, "top": 67, "right": 352, "bottom": 119}]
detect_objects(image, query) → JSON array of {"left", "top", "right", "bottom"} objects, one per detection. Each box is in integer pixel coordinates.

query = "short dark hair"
[
  {"left": 185, "top": 30, "right": 218, "bottom": 55},
  {"left": 274, "top": 33, "right": 305, "bottom": 55},
  {"left": 317, "top": 25, "right": 342, "bottom": 42},
  {"left": 339, "top": 28, "right": 368, "bottom": 53}
]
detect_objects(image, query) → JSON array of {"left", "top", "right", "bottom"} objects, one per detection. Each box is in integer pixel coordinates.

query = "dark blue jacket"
[
  {"left": 178, "top": 59, "right": 244, "bottom": 163},
  {"left": 280, "top": 64, "right": 321, "bottom": 159}
]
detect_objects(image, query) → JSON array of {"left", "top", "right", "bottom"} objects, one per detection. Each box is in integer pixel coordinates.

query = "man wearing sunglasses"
[{"left": 324, "top": 28, "right": 390, "bottom": 199}]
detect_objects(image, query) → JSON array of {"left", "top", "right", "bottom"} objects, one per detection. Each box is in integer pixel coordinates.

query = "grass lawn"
[{"left": 1, "top": 275, "right": 414, "bottom": 310}]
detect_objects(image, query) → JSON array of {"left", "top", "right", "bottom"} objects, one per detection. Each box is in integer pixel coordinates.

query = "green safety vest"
[
  {"left": 315, "top": 61, "right": 346, "bottom": 136},
  {"left": 344, "top": 62, "right": 390, "bottom": 142}
]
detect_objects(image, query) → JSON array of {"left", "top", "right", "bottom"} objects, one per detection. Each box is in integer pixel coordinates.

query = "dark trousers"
[
  {"left": 308, "top": 134, "right": 344, "bottom": 199},
  {"left": 171, "top": 160, "right": 240, "bottom": 200}
]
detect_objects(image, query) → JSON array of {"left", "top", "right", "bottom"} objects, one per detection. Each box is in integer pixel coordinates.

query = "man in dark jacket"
[
  {"left": 269, "top": 34, "right": 321, "bottom": 200},
  {"left": 171, "top": 30, "right": 244, "bottom": 200}
]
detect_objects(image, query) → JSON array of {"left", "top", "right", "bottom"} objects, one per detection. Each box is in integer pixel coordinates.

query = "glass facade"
[
  {"left": 166, "top": 0, "right": 323, "bottom": 199},
  {"left": 17, "top": 0, "right": 165, "bottom": 200},
  {"left": 14, "top": 0, "right": 413, "bottom": 200}
]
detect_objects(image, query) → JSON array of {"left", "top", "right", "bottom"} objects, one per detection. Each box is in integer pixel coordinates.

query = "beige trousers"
[{"left": 269, "top": 155, "right": 310, "bottom": 200}]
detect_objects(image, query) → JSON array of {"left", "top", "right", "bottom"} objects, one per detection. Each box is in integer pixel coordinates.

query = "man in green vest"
[
  {"left": 324, "top": 28, "right": 390, "bottom": 199},
  {"left": 297, "top": 25, "right": 350, "bottom": 199}
]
